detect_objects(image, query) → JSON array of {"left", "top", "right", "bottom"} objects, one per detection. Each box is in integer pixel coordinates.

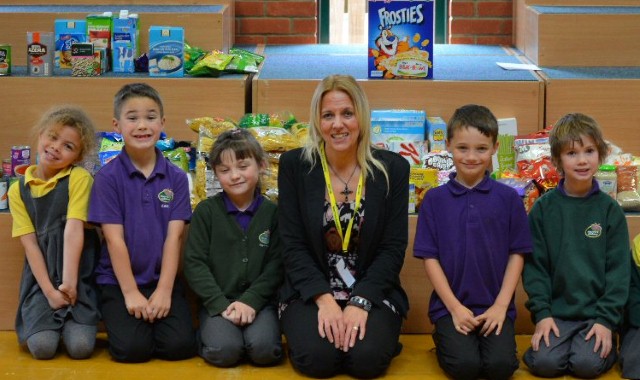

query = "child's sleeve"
[
  {"left": 522, "top": 203, "right": 553, "bottom": 323},
  {"left": 66, "top": 167, "right": 94, "bottom": 222},
  {"left": 8, "top": 181, "right": 35, "bottom": 237}
]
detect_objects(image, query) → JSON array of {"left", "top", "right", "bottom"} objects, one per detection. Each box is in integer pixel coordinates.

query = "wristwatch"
[{"left": 347, "top": 296, "right": 372, "bottom": 312}]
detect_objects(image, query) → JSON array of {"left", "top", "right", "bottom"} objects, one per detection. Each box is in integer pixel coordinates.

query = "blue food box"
[
  {"left": 368, "top": 0, "right": 434, "bottom": 79},
  {"left": 371, "top": 109, "right": 427, "bottom": 166},
  {"left": 111, "top": 11, "right": 138, "bottom": 73},
  {"left": 148, "top": 26, "right": 184, "bottom": 77},
  {"left": 55, "top": 19, "right": 87, "bottom": 69},
  {"left": 427, "top": 116, "right": 446, "bottom": 152}
]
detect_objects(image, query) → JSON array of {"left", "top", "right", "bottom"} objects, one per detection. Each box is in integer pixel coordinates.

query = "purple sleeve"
[
  {"left": 169, "top": 166, "right": 192, "bottom": 223},
  {"left": 88, "top": 166, "right": 124, "bottom": 225}
]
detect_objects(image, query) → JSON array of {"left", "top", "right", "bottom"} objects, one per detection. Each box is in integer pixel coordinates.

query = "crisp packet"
[{"left": 187, "top": 50, "right": 233, "bottom": 77}]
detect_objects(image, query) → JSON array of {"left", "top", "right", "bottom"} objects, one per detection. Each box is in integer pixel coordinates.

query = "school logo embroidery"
[
  {"left": 584, "top": 223, "right": 602, "bottom": 238},
  {"left": 258, "top": 230, "right": 270, "bottom": 247},
  {"left": 158, "top": 189, "right": 174, "bottom": 204}
]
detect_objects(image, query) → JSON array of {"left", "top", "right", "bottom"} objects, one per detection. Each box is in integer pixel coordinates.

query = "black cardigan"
[{"left": 277, "top": 147, "right": 410, "bottom": 317}]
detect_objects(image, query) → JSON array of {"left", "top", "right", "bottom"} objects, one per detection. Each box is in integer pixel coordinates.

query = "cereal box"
[
  {"left": 371, "top": 109, "right": 427, "bottom": 166},
  {"left": 426, "top": 116, "right": 446, "bottom": 152},
  {"left": 368, "top": 0, "right": 434, "bottom": 79},
  {"left": 54, "top": 19, "right": 87, "bottom": 69},
  {"left": 111, "top": 10, "right": 138, "bottom": 73},
  {"left": 148, "top": 26, "right": 184, "bottom": 77}
]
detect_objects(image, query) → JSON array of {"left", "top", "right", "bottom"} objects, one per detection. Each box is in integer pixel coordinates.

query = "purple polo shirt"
[
  {"left": 89, "top": 148, "right": 192, "bottom": 286},
  {"left": 413, "top": 172, "right": 532, "bottom": 323},
  {"left": 221, "top": 191, "right": 264, "bottom": 232}
]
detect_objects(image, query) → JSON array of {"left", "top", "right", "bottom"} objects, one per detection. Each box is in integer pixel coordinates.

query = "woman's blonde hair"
[
  {"left": 302, "top": 74, "right": 389, "bottom": 187},
  {"left": 33, "top": 105, "right": 97, "bottom": 162}
]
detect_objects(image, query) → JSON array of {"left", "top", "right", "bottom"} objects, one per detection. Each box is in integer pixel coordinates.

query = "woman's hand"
[
  {"left": 531, "top": 317, "right": 560, "bottom": 351},
  {"left": 315, "top": 293, "right": 344, "bottom": 349},
  {"left": 223, "top": 301, "right": 256, "bottom": 326},
  {"left": 342, "top": 305, "right": 368, "bottom": 352}
]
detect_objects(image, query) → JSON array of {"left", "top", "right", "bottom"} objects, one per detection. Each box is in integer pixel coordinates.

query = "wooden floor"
[{"left": 0, "top": 332, "right": 626, "bottom": 379}]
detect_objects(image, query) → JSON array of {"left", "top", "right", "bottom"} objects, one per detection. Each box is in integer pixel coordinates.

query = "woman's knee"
[{"left": 288, "top": 344, "right": 341, "bottom": 378}]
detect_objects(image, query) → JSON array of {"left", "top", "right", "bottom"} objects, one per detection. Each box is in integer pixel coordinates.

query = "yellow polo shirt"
[{"left": 8, "top": 165, "right": 93, "bottom": 237}]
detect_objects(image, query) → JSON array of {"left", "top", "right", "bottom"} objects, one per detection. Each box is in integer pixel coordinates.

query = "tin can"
[
  {"left": 0, "top": 44, "right": 10, "bottom": 76},
  {"left": 0, "top": 177, "right": 8, "bottom": 211},
  {"left": 11, "top": 146, "right": 31, "bottom": 176},
  {"left": 2, "top": 158, "right": 11, "bottom": 177},
  {"left": 27, "top": 32, "right": 54, "bottom": 77}
]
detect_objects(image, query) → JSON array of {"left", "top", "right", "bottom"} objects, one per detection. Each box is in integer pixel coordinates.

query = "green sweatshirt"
[
  {"left": 523, "top": 188, "right": 630, "bottom": 330},
  {"left": 183, "top": 195, "right": 283, "bottom": 316}
]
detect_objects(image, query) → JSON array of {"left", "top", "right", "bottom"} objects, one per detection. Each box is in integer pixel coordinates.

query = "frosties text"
[{"left": 377, "top": 4, "right": 424, "bottom": 28}]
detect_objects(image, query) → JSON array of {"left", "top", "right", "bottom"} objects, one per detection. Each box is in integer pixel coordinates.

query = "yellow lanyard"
[{"left": 319, "top": 144, "right": 363, "bottom": 253}]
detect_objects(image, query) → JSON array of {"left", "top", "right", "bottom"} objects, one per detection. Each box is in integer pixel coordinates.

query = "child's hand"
[
  {"left": 475, "top": 303, "right": 507, "bottom": 336},
  {"left": 146, "top": 287, "right": 172, "bottom": 323},
  {"left": 223, "top": 301, "right": 256, "bottom": 326},
  {"left": 58, "top": 283, "right": 77, "bottom": 306},
  {"left": 531, "top": 317, "right": 559, "bottom": 351},
  {"left": 124, "top": 290, "right": 150, "bottom": 321},
  {"left": 586, "top": 323, "right": 612, "bottom": 359},
  {"left": 45, "top": 288, "right": 71, "bottom": 310},
  {"left": 451, "top": 304, "right": 479, "bottom": 335}
]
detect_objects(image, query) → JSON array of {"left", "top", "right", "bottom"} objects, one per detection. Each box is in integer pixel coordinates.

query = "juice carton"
[
  {"left": 371, "top": 109, "right": 427, "bottom": 166},
  {"left": 368, "top": 0, "right": 434, "bottom": 79},
  {"left": 148, "top": 26, "right": 185, "bottom": 77},
  {"left": 55, "top": 19, "right": 87, "bottom": 69},
  {"left": 111, "top": 10, "right": 138, "bottom": 73},
  {"left": 427, "top": 116, "right": 446, "bottom": 152},
  {"left": 87, "top": 12, "right": 112, "bottom": 71}
]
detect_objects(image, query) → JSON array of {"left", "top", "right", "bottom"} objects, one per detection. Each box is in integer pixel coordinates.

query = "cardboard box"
[
  {"left": 111, "top": 10, "right": 138, "bottom": 73},
  {"left": 427, "top": 116, "right": 446, "bottom": 152},
  {"left": 148, "top": 26, "right": 184, "bottom": 77},
  {"left": 371, "top": 109, "right": 427, "bottom": 166},
  {"left": 54, "top": 19, "right": 87, "bottom": 69},
  {"left": 87, "top": 12, "right": 112, "bottom": 71},
  {"left": 71, "top": 42, "right": 97, "bottom": 77},
  {"left": 368, "top": 0, "right": 434, "bottom": 79}
]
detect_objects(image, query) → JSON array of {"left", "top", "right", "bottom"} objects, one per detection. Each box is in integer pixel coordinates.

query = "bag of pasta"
[
  {"left": 247, "top": 126, "right": 301, "bottom": 152},
  {"left": 617, "top": 165, "right": 640, "bottom": 211}
]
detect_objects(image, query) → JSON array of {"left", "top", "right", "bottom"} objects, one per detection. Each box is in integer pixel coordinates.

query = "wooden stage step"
[
  {"left": 0, "top": 4, "right": 233, "bottom": 66},
  {"left": 0, "top": 332, "right": 626, "bottom": 379},
  {"left": 515, "top": 4, "right": 640, "bottom": 66}
]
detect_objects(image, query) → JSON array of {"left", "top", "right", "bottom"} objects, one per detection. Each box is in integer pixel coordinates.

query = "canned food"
[
  {"left": 0, "top": 177, "right": 8, "bottom": 211},
  {"left": 11, "top": 146, "right": 31, "bottom": 176},
  {"left": 0, "top": 44, "right": 10, "bottom": 76},
  {"left": 2, "top": 158, "right": 11, "bottom": 177}
]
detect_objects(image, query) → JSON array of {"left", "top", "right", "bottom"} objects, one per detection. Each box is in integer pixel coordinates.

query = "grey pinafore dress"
[{"left": 15, "top": 171, "right": 100, "bottom": 343}]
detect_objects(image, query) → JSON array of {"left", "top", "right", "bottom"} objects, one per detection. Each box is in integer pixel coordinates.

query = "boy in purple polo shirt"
[
  {"left": 88, "top": 83, "right": 197, "bottom": 363},
  {"left": 414, "top": 104, "right": 532, "bottom": 380}
]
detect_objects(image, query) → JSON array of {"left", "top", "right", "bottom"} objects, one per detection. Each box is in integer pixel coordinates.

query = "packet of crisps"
[{"left": 187, "top": 50, "right": 233, "bottom": 77}]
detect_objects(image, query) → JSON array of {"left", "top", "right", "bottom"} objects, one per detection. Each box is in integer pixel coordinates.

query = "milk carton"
[
  {"left": 368, "top": 0, "right": 434, "bottom": 79},
  {"left": 54, "top": 19, "right": 87, "bottom": 69},
  {"left": 148, "top": 26, "right": 185, "bottom": 77},
  {"left": 111, "top": 10, "right": 138, "bottom": 73}
]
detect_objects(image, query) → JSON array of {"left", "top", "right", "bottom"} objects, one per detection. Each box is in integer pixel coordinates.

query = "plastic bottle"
[{"left": 595, "top": 164, "right": 617, "bottom": 200}]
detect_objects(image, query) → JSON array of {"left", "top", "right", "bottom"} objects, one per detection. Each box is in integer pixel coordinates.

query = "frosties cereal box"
[{"left": 368, "top": 0, "right": 434, "bottom": 79}]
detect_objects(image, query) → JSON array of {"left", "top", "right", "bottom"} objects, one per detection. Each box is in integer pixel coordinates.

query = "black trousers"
[
  {"left": 281, "top": 299, "right": 402, "bottom": 379},
  {"left": 433, "top": 315, "right": 519, "bottom": 380},
  {"left": 99, "top": 281, "right": 197, "bottom": 363}
]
